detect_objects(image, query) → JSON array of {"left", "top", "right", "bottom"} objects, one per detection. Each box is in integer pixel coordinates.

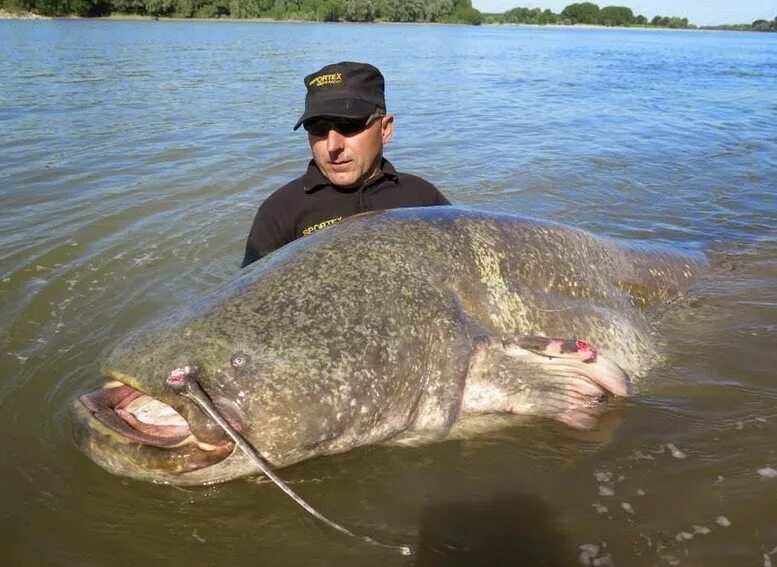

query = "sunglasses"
[{"left": 304, "top": 112, "right": 383, "bottom": 137}]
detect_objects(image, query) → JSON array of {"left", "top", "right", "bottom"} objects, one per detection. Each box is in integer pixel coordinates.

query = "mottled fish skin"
[{"left": 72, "top": 207, "right": 708, "bottom": 484}]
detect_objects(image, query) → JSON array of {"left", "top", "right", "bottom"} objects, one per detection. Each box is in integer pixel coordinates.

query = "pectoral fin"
[
  {"left": 461, "top": 334, "right": 631, "bottom": 429},
  {"left": 507, "top": 336, "right": 631, "bottom": 397}
]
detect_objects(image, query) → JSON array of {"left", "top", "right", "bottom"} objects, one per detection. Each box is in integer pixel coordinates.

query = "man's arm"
[
  {"left": 240, "top": 207, "right": 289, "bottom": 268},
  {"left": 434, "top": 188, "right": 451, "bottom": 206},
  {"left": 419, "top": 178, "right": 451, "bottom": 206}
]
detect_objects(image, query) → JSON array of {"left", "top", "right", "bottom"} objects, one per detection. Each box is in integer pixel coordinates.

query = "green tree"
[
  {"left": 65, "top": 0, "right": 110, "bottom": 14},
  {"left": 378, "top": 0, "right": 426, "bottom": 22},
  {"left": 502, "top": 7, "right": 530, "bottom": 23},
  {"left": 438, "top": 0, "right": 481, "bottom": 24},
  {"left": 537, "top": 8, "right": 557, "bottom": 24},
  {"left": 424, "top": 0, "right": 454, "bottom": 22},
  {"left": 110, "top": 0, "right": 145, "bottom": 13},
  {"left": 228, "top": 0, "right": 270, "bottom": 17},
  {"left": 598, "top": 5, "right": 633, "bottom": 26},
  {"left": 317, "top": 0, "right": 343, "bottom": 21},
  {"left": 666, "top": 16, "right": 687, "bottom": 28},
  {"left": 561, "top": 2, "right": 599, "bottom": 24},
  {"left": 297, "top": 0, "right": 342, "bottom": 21},
  {"left": 651, "top": 15, "right": 667, "bottom": 26},
  {"left": 144, "top": 0, "right": 174, "bottom": 15},
  {"left": 341, "top": 0, "right": 374, "bottom": 21},
  {"left": 503, "top": 6, "right": 546, "bottom": 23}
]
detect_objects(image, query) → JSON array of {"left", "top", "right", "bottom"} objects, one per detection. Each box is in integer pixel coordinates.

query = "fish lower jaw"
[{"left": 78, "top": 381, "right": 232, "bottom": 452}]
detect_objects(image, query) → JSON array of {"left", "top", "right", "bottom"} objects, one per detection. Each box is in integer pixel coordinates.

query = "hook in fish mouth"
[{"left": 78, "top": 381, "right": 234, "bottom": 451}]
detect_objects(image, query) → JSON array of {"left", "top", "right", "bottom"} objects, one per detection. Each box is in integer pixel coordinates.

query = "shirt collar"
[{"left": 303, "top": 158, "right": 399, "bottom": 193}]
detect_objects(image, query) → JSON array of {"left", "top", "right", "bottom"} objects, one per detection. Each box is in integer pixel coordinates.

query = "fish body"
[{"left": 72, "top": 207, "right": 707, "bottom": 484}]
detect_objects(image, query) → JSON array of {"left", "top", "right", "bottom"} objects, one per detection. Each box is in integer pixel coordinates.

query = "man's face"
[{"left": 307, "top": 115, "right": 394, "bottom": 189}]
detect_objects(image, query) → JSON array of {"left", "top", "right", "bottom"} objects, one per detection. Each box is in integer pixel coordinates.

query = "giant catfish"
[{"left": 72, "top": 207, "right": 707, "bottom": 485}]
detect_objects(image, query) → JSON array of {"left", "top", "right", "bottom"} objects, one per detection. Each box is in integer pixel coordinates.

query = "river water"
[{"left": 1, "top": 20, "right": 776, "bottom": 566}]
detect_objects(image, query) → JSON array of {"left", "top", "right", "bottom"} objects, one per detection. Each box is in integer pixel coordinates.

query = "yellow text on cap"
[{"left": 309, "top": 73, "right": 343, "bottom": 87}]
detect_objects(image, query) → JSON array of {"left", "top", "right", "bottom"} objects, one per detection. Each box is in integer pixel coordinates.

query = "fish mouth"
[
  {"left": 78, "top": 381, "right": 210, "bottom": 449},
  {"left": 73, "top": 380, "right": 239, "bottom": 482}
]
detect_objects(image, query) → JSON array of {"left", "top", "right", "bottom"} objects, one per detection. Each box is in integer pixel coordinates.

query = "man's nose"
[{"left": 326, "top": 129, "right": 345, "bottom": 153}]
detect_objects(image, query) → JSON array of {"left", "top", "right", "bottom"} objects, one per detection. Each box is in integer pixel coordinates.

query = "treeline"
[
  {"left": 0, "top": 0, "right": 484, "bottom": 22},
  {"left": 704, "top": 18, "right": 777, "bottom": 32},
  {"left": 2, "top": 0, "right": 775, "bottom": 31},
  {"left": 486, "top": 3, "right": 777, "bottom": 32},
  {"left": 486, "top": 3, "right": 689, "bottom": 28}
]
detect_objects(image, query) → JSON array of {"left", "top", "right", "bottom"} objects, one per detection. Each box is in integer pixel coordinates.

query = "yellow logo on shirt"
[
  {"left": 302, "top": 216, "right": 343, "bottom": 236},
  {"left": 309, "top": 73, "right": 343, "bottom": 87}
]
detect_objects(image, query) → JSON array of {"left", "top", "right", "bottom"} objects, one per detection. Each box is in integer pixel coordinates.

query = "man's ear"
[{"left": 381, "top": 115, "right": 394, "bottom": 145}]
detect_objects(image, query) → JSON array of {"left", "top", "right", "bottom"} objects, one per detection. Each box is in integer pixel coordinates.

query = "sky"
[{"left": 472, "top": 0, "right": 777, "bottom": 26}]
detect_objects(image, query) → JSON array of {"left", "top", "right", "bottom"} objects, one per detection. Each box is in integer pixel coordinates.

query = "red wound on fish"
[
  {"left": 166, "top": 367, "right": 188, "bottom": 385},
  {"left": 575, "top": 340, "right": 598, "bottom": 363}
]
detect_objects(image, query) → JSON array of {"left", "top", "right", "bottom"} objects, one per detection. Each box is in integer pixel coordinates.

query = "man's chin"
[{"left": 325, "top": 171, "right": 361, "bottom": 189}]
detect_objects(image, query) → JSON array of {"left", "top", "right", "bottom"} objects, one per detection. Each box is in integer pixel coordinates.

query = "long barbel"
[{"left": 165, "top": 370, "right": 412, "bottom": 556}]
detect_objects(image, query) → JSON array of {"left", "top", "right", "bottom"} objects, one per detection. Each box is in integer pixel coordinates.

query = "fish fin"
[
  {"left": 461, "top": 335, "right": 631, "bottom": 430},
  {"left": 506, "top": 335, "right": 631, "bottom": 397}
]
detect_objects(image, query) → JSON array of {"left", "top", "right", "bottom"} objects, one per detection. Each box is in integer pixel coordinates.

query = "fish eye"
[{"left": 230, "top": 353, "right": 248, "bottom": 368}]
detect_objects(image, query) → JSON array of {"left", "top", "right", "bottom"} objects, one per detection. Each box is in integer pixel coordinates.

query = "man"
[{"left": 240, "top": 61, "right": 450, "bottom": 268}]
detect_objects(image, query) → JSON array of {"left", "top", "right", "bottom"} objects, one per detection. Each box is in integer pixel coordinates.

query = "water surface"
[{"left": 1, "top": 21, "right": 776, "bottom": 566}]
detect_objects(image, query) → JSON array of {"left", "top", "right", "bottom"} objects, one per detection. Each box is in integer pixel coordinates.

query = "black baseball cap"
[{"left": 293, "top": 62, "right": 386, "bottom": 131}]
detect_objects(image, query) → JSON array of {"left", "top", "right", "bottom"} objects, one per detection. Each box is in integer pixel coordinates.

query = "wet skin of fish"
[{"left": 71, "top": 207, "right": 707, "bottom": 485}]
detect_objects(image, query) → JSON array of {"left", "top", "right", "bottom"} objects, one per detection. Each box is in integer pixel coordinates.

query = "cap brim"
[{"left": 293, "top": 98, "right": 377, "bottom": 130}]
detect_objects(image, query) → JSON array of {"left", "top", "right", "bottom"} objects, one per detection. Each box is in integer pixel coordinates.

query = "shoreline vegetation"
[{"left": 1, "top": 1, "right": 775, "bottom": 32}]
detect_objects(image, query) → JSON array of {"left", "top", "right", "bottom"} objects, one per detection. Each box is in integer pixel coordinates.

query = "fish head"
[{"left": 71, "top": 299, "right": 276, "bottom": 485}]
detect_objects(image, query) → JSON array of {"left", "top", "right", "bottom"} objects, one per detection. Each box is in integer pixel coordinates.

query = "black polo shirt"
[{"left": 240, "top": 158, "right": 450, "bottom": 267}]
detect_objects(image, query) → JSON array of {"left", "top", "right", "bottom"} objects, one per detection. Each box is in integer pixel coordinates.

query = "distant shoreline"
[
  {"left": 0, "top": 10, "right": 756, "bottom": 31},
  {"left": 0, "top": 9, "right": 50, "bottom": 19},
  {"left": 489, "top": 22, "right": 706, "bottom": 32}
]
